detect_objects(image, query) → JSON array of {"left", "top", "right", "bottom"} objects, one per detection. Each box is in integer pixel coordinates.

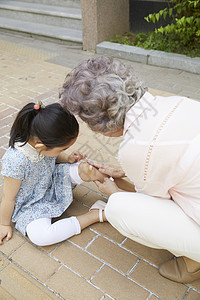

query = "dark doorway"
[{"left": 130, "top": 0, "right": 170, "bottom": 33}]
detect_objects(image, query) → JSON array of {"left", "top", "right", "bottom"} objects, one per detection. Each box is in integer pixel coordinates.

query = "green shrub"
[
  {"left": 145, "top": 0, "right": 200, "bottom": 47},
  {"left": 111, "top": 0, "right": 200, "bottom": 57}
]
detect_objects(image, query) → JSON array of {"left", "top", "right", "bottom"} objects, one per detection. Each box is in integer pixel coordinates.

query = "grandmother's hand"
[
  {"left": 88, "top": 161, "right": 126, "bottom": 179},
  {"left": 95, "top": 177, "right": 120, "bottom": 197}
]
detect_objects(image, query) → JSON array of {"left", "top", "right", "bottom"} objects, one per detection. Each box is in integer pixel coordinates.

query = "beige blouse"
[{"left": 119, "top": 92, "right": 200, "bottom": 225}]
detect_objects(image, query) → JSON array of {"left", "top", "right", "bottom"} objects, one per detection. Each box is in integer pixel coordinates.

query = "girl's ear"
[{"left": 34, "top": 143, "right": 46, "bottom": 151}]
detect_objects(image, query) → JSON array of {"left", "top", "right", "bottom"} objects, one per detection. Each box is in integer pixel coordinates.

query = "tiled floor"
[{"left": 0, "top": 32, "right": 200, "bottom": 300}]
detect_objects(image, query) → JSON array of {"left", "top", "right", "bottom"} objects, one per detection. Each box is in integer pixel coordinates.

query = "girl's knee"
[
  {"left": 26, "top": 220, "right": 50, "bottom": 246},
  {"left": 27, "top": 230, "right": 43, "bottom": 246}
]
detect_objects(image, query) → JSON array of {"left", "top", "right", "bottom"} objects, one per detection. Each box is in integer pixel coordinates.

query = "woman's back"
[{"left": 119, "top": 93, "right": 200, "bottom": 194}]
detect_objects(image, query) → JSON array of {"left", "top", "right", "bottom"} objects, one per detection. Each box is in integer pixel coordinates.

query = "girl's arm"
[
  {"left": 56, "top": 151, "right": 70, "bottom": 163},
  {"left": 0, "top": 177, "right": 21, "bottom": 244},
  {"left": 56, "top": 151, "right": 87, "bottom": 164}
]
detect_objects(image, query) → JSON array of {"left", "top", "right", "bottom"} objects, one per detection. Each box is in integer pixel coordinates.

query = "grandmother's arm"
[
  {"left": 95, "top": 177, "right": 135, "bottom": 197},
  {"left": 114, "top": 178, "right": 135, "bottom": 192}
]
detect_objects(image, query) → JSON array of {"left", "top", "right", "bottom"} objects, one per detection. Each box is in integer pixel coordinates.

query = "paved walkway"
[{"left": 0, "top": 32, "right": 200, "bottom": 300}]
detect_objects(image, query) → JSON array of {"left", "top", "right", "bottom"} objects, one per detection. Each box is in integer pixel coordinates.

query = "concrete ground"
[{"left": 0, "top": 32, "right": 200, "bottom": 300}]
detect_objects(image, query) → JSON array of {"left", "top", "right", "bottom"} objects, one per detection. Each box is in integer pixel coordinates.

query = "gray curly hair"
[{"left": 60, "top": 56, "right": 147, "bottom": 133}]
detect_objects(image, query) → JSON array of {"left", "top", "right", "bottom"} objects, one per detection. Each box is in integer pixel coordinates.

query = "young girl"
[{"left": 0, "top": 102, "right": 107, "bottom": 247}]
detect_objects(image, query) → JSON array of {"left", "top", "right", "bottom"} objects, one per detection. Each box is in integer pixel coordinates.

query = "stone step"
[
  {"left": 0, "top": 1, "right": 82, "bottom": 30},
  {"left": 0, "top": 17, "right": 82, "bottom": 45},
  {"left": 10, "top": 0, "right": 81, "bottom": 8}
]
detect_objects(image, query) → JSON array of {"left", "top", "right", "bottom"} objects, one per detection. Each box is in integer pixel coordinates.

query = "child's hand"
[
  {"left": 95, "top": 177, "right": 120, "bottom": 196},
  {"left": 0, "top": 225, "right": 12, "bottom": 244},
  {"left": 68, "top": 151, "right": 87, "bottom": 164}
]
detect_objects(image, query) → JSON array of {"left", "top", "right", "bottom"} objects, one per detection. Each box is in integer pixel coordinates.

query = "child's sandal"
[{"left": 89, "top": 200, "right": 107, "bottom": 222}]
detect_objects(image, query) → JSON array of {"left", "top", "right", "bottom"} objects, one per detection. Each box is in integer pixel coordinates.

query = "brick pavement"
[{"left": 0, "top": 32, "right": 200, "bottom": 300}]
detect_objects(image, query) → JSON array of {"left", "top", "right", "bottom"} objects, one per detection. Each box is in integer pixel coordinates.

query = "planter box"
[{"left": 96, "top": 41, "right": 200, "bottom": 74}]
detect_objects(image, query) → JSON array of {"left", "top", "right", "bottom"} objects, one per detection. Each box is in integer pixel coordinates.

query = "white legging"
[
  {"left": 105, "top": 192, "right": 200, "bottom": 263},
  {"left": 26, "top": 217, "right": 81, "bottom": 246},
  {"left": 26, "top": 163, "right": 83, "bottom": 246}
]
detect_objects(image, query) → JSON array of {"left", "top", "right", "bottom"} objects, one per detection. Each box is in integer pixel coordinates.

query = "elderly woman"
[{"left": 60, "top": 56, "right": 200, "bottom": 283}]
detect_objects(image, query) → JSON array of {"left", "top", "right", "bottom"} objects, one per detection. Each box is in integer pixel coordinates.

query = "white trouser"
[
  {"left": 105, "top": 192, "right": 200, "bottom": 263},
  {"left": 26, "top": 163, "right": 83, "bottom": 246}
]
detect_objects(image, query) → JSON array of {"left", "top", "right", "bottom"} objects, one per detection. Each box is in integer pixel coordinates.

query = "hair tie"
[
  {"left": 34, "top": 104, "right": 40, "bottom": 110},
  {"left": 33, "top": 101, "right": 45, "bottom": 110}
]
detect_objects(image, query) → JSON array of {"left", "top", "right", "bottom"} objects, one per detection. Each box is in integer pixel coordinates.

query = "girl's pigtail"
[{"left": 9, "top": 103, "right": 37, "bottom": 148}]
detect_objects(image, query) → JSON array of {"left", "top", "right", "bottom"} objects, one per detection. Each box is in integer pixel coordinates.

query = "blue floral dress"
[{"left": 1, "top": 142, "right": 73, "bottom": 235}]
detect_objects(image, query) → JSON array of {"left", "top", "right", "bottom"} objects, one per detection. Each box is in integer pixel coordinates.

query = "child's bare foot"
[{"left": 78, "top": 162, "right": 108, "bottom": 182}]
